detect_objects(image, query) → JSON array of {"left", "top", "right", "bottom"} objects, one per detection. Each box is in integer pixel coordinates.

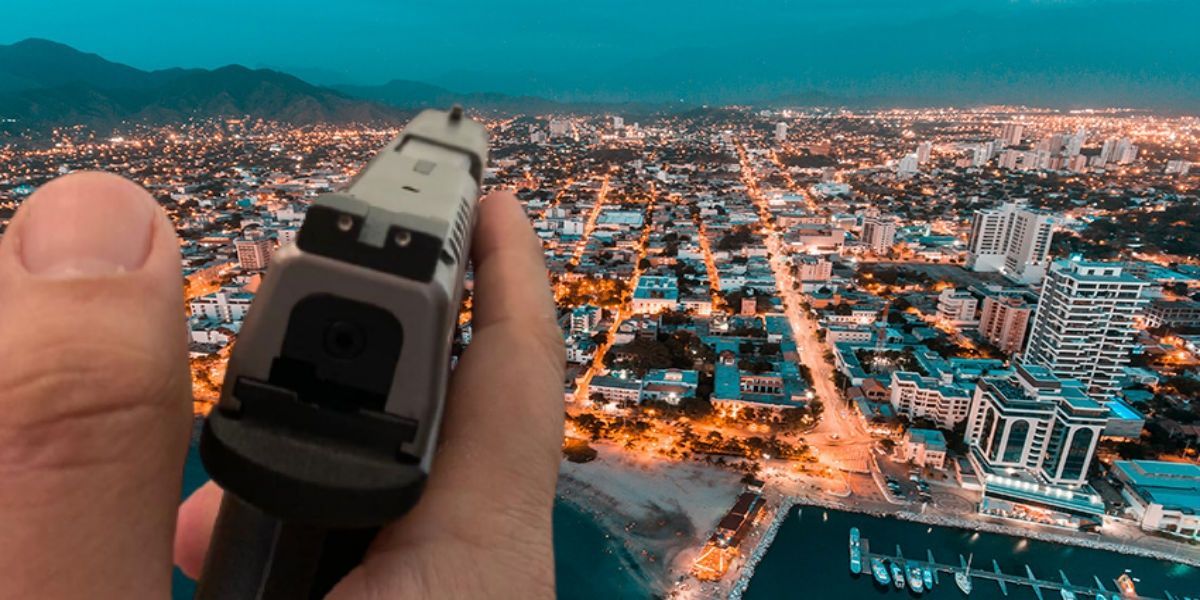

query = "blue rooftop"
[
  {"left": 632, "top": 275, "right": 679, "bottom": 301},
  {"left": 1113, "top": 460, "right": 1200, "bottom": 514},
  {"left": 908, "top": 428, "right": 947, "bottom": 451}
]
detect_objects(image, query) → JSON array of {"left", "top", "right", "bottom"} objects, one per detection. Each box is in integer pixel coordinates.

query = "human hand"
[{"left": 0, "top": 172, "right": 565, "bottom": 599}]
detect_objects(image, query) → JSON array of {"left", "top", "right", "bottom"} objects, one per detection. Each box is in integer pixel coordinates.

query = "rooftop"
[
  {"left": 1113, "top": 460, "right": 1200, "bottom": 513},
  {"left": 908, "top": 428, "right": 947, "bottom": 451}
]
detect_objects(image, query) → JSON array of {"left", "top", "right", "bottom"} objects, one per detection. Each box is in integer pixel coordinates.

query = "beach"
[
  {"left": 557, "top": 443, "right": 745, "bottom": 593},
  {"left": 555, "top": 444, "right": 1200, "bottom": 599}
]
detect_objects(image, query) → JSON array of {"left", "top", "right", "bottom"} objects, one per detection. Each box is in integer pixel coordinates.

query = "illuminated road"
[
  {"left": 568, "top": 175, "right": 610, "bottom": 267},
  {"left": 572, "top": 186, "right": 654, "bottom": 403},
  {"left": 692, "top": 203, "right": 725, "bottom": 309},
  {"left": 735, "top": 141, "right": 876, "bottom": 477}
]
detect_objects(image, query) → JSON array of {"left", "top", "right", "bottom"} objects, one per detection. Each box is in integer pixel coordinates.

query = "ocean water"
[
  {"left": 176, "top": 441, "right": 1196, "bottom": 600},
  {"left": 173, "top": 442, "right": 648, "bottom": 599},
  {"left": 744, "top": 507, "right": 1200, "bottom": 600}
]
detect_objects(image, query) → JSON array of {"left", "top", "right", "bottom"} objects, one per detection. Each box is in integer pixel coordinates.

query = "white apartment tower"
[
  {"left": 1023, "top": 260, "right": 1150, "bottom": 399},
  {"left": 1065, "top": 128, "right": 1085, "bottom": 157},
  {"left": 890, "top": 371, "right": 973, "bottom": 430},
  {"left": 965, "top": 200, "right": 1056, "bottom": 284},
  {"left": 775, "top": 122, "right": 788, "bottom": 142},
  {"left": 861, "top": 217, "right": 897, "bottom": 255}
]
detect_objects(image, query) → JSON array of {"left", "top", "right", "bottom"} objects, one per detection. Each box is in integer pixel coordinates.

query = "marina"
[{"left": 852, "top": 533, "right": 1195, "bottom": 600}]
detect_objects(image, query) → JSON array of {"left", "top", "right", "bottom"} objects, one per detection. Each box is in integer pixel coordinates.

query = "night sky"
[{"left": 3, "top": 0, "right": 1198, "bottom": 107}]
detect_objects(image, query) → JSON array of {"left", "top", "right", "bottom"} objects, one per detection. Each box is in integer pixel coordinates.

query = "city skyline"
[
  {"left": 2, "top": 0, "right": 1200, "bottom": 110},
  {"left": 0, "top": 16, "right": 1198, "bottom": 594}
]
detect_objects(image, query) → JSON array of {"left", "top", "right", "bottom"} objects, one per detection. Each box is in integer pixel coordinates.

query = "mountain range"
[
  {"left": 0, "top": 39, "right": 1011, "bottom": 131},
  {"left": 0, "top": 39, "right": 588, "bottom": 129},
  {"left": 2, "top": 33, "right": 1196, "bottom": 131}
]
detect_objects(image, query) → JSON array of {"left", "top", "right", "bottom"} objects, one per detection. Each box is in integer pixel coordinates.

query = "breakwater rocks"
[{"left": 728, "top": 498, "right": 798, "bottom": 600}]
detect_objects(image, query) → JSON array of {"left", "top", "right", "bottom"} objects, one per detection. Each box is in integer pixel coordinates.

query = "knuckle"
[
  {"left": 4, "top": 338, "right": 176, "bottom": 408},
  {"left": 0, "top": 337, "right": 185, "bottom": 472}
]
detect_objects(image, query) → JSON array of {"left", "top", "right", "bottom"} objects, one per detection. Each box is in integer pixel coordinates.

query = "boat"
[
  {"left": 908, "top": 564, "right": 925, "bottom": 593},
  {"left": 1116, "top": 573, "right": 1138, "bottom": 597},
  {"left": 849, "top": 528, "right": 862, "bottom": 574},
  {"left": 891, "top": 561, "right": 906, "bottom": 589},
  {"left": 1061, "top": 591, "right": 1077, "bottom": 600},
  {"left": 871, "top": 557, "right": 890, "bottom": 586},
  {"left": 923, "top": 566, "right": 934, "bottom": 590},
  {"left": 955, "top": 554, "right": 973, "bottom": 595}
]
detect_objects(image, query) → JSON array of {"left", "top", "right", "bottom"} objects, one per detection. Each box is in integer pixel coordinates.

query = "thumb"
[{"left": 0, "top": 172, "right": 192, "bottom": 598}]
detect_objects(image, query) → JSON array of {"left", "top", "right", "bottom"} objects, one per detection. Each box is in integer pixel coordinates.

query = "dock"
[{"left": 854, "top": 534, "right": 1181, "bottom": 599}]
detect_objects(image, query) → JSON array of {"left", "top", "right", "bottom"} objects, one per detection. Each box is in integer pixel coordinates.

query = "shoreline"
[
  {"left": 556, "top": 445, "right": 746, "bottom": 595},
  {"left": 555, "top": 447, "right": 1199, "bottom": 598},
  {"left": 555, "top": 472, "right": 667, "bottom": 594}
]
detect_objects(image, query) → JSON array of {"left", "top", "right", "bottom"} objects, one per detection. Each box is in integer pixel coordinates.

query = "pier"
[{"left": 853, "top": 534, "right": 1189, "bottom": 600}]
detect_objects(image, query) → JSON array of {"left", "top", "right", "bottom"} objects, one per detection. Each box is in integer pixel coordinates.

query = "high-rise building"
[
  {"left": 1065, "top": 128, "right": 1085, "bottom": 156},
  {"left": 1002, "top": 209, "right": 1056, "bottom": 284},
  {"left": 916, "top": 141, "right": 932, "bottom": 165},
  {"left": 965, "top": 201, "right": 1056, "bottom": 284},
  {"left": 1099, "top": 138, "right": 1118, "bottom": 165},
  {"left": 234, "top": 232, "right": 274, "bottom": 271},
  {"left": 1023, "top": 260, "right": 1150, "bottom": 399},
  {"left": 1037, "top": 133, "right": 1064, "bottom": 154},
  {"left": 998, "top": 150, "right": 1020, "bottom": 170},
  {"left": 1068, "top": 154, "right": 1088, "bottom": 173},
  {"left": 612, "top": 115, "right": 624, "bottom": 131},
  {"left": 1166, "top": 159, "right": 1191, "bottom": 176},
  {"left": 999, "top": 122, "right": 1024, "bottom": 147},
  {"left": 861, "top": 217, "right": 897, "bottom": 254},
  {"left": 1116, "top": 139, "right": 1138, "bottom": 164},
  {"left": 970, "top": 145, "right": 990, "bottom": 167},
  {"left": 890, "top": 371, "right": 974, "bottom": 430},
  {"left": 1099, "top": 137, "right": 1138, "bottom": 166},
  {"left": 936, "top": 288, "right": 979, "bottom": 324},
  {"left": 978, "top": 289, "right": 1036, "bottom": 355},
  {"left": 774, "top": 122, "right": 788, "bottom": 142},
  {"left": 965, "top": 362, "right": 1108, "bottom": 486},
  {"left": 897, "top": 153, "right": 919, "bottom": 175}
]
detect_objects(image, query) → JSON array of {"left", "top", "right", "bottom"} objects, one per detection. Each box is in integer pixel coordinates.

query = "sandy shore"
[
  {"left": 557, "top": 445, "right": 1200, "bottom": 600},
  {"left": 557, "top": 443, "right": 744, "bottom": 592}
]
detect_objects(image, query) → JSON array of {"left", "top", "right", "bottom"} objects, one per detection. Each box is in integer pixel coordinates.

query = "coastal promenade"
[{"left": 560, "top": 437, "right": 1200, "bottom": 599}]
